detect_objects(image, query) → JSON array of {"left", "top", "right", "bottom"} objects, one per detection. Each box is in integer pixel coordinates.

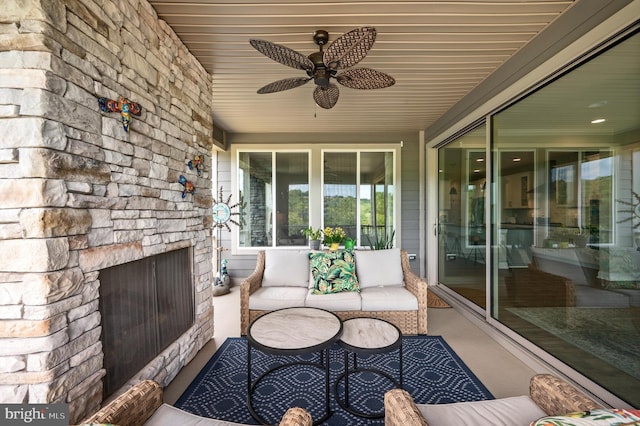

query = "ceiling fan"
[{"left": 249, "top": 27, "right": 395, "bottom": 109}]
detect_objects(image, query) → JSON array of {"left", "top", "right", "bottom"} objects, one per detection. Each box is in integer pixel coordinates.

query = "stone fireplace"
[{"left": 0, "top": 0, "right": 215, "bottom": 422}]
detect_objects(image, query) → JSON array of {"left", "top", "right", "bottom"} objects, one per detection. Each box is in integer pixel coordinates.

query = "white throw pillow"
[
  {"left": 355, "top": 248, "right": 404, "bottom": 288},
  {"left": 417, "top": 395, "right": 546, "bottom": 426},
  {"left": 262, "top": 250, "right": 309, "bottom": 287}
]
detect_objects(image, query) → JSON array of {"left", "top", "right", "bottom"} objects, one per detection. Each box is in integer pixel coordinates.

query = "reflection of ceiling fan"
[{"left": 249, "top": 27, "right": 395, "bottom": 109}]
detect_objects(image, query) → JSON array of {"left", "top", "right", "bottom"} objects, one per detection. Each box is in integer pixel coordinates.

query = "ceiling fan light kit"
[{"left": 249, "top": 27, "right": 395, "bottom": 109}]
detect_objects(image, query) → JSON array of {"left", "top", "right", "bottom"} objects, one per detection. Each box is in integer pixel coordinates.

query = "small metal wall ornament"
[
  {"left": 187, "top": 155, "right": 205, "bottom": 176},
  {"left": 178, "top": 175, "right": 195, "bottom": 198},
  {"left": 98, "top": 96, "right": 142, "bottom": 132}
]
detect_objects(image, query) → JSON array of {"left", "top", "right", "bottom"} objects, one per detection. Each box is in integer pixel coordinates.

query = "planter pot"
[
  {"left": 309, "top": 239, "right": 321, "bottom": 250},
  {"left": 329, "top": 242, "right": 340, "bottom": 251}
]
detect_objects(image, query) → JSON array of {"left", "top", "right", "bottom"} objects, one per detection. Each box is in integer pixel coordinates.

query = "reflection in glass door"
[{"left": 437, "top": 125, "right": 487, "bottom": 309}]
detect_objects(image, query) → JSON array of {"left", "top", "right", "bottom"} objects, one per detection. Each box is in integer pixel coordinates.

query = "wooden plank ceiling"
[{"left": 147, "top": 1, "right": 576, "bottom": 134}]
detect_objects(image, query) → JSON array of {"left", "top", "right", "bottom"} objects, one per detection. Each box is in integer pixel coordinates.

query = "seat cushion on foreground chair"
[
  {"left": 145, "top": 404, "right": 312, "bottom": 426},
  {"left": 146, "top": 403, "right": 251, "bottom": 425},
  {"left": 416, "top": 395, "right": 546, "bottom": 426}
]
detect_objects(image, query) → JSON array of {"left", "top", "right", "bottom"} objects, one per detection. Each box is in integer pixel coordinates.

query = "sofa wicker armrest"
[
  {"left": 78, "top": 380, "right": 163, "bottom": 426},
  {"left": 401, "top": 250, "right": 428, "bottom": 334},
  {"left": 529, "top": 374, "right": 603, "bottom": 416},
  {"left": 384, "top": 388, "right": 427, "bottom": 426},
  {"left": 279, "top": 407, "right": 313, "bottom": 426},
  {"left": 241, "top": 250, "right": 266, "bottom": 335}
]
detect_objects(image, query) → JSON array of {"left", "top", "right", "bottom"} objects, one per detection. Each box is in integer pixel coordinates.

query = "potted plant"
[
  {"left": 323, "top": 226, "right": 346, "bottom": 251},
  {"left": 301, "top": 227, "right": 323, "bottom": 250},
  {"left": 365, "top": 228, "right": 395, "bottom": 250}
]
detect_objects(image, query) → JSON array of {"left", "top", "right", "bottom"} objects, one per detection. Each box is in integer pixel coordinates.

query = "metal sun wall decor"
[
  {"left": 212, "top": 187, "right": 244, "bottom": 296},
  {"left": 98, "top": 96, "right": 142, "bottom": 132},
  {"left": 212, "top": 186, "right": 243, "bottom": 232},
  {"left": 178, "top": 175, "right": 195, "bottom": 198}
]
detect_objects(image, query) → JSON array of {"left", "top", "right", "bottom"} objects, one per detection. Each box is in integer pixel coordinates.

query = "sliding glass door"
[
  {"left": 490, "top": 31, "right": 640, "bottom": 406},
  {"left": 437, "top": 125, "right": 487, "bottom": 309},
  {"left": 434, "top": 28, "right": 639, "bottom": 407}
]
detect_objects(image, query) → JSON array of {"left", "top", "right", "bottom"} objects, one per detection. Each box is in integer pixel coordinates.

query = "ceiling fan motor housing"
[{"left": 307, "top": 51, "right": 333, "bottom": 87}]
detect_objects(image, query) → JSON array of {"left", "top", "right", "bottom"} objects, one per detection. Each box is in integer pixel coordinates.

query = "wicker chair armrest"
[
  {"left": 530, "top": 374, "right": 603, "bottom": 415},
  {"left": 240, "top": 250, "right": 266, "bottom": 335},
  {"left": 384, "top": 388, "right": 427, "bottom": 426},
  {"left": 279, "top": 407, "right": 313, "bottom": 426},
  {"left": 78, "top": 380, "right": 163, "bottom": 426},
  {"left": 401, "top": 250, "right": 428, "bottom": 334}
]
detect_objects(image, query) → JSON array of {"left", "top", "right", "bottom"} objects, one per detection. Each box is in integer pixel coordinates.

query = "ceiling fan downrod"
[{"left": 309, "top": 30, "right": 332, "bottom": 88}]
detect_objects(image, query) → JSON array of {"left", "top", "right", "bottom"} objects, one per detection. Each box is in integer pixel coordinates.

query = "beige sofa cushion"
[
  {"left": 355, "top": 248, "right": 404, "bottom": 288},
  {"left": 262, "top": 250, "right": 309, "bottom": 287},
  {"left": 360, "top": 287, "right": 418, "bottom": 311},
  {"left": 417, "top": 395, "right": 546, "bottom": 426},
  {"left": 305, "top": 289, "right": 362, "bottom": 311},
  {"left": 145, "top": 403, "right": 249, "bottom": 425},
  {"left": 249, "top": 287, "right": 308, "bottom": 311}
]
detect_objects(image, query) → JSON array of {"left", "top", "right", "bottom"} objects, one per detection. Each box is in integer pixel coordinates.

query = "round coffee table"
[
  {"left": 247, "top": 307, "right": 343, "bottom": 425},
  {"left": 334, "top": 317, "right": 403, "bottom": 419}
]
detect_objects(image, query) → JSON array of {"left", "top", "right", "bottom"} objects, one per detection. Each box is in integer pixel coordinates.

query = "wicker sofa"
[
  {"left": 384, "top": 374, "right": 602, "bottom": 426},
  {"left": 78, "top": 379, "right": 312, "bottom": 426},
  {"left": 240, "top": 248, "right": 428, "bottom": 335}
]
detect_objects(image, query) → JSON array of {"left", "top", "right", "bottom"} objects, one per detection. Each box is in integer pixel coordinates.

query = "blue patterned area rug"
[{"left": 175, "top": 336, "right": 493, "bottom": 425}]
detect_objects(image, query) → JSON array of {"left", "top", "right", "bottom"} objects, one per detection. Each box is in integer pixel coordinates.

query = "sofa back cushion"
[
  {"left": 262, "top": 250, "right": 309, "bottom": 287},
  {"left": 355, "top": 248, "right": 404, "bottom": 288}
]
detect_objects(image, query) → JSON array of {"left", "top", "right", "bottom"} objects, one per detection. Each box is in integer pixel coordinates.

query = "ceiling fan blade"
[
  {"left": 336, "top": 68, "right": 396, "bottom": 90},
  {"left": 323, "top": 27, "right": 376, "bottom": 70},
  {"left": 257, "top": 77, "right": 311, "bottom": 94},
  {"left": 313, "top": 84, "right": 339, "bottom": 109},
  {"left": 249, "top": 39, "right": 314, "bottom": 72}
]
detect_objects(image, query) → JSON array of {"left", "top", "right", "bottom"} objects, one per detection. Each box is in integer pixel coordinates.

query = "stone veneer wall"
[{"left": 0, "top": 0, "right": 214, "bottom": 422}]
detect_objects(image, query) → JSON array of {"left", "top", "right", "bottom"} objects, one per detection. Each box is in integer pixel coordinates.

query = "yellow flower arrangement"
[{"left": 322, "top": 226, "right": 346, "bottom": 244}]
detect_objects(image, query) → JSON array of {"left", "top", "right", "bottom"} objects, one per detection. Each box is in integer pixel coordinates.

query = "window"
[
  {"left": 235, "top": 147, "right": 397, "bottom": 249},
  {"left": 548, "top": 150, "right": 614, "bottom": 244},
  {"left": 323, "top": 151, "right": 395, "bottom": 247},
  {"left": 237, "top": 151, "right": 309, "bottom": 247}
]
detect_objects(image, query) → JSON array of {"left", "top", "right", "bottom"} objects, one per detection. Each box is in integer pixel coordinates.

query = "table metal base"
[
  {"left": 247, "top": 346, "right": 332, "bottom": 425},
  {"left": 333, "top": 350, "right": 402, "bottom": 419}
]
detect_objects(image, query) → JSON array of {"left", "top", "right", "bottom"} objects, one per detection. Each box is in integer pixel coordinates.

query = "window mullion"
[
  {"left": 356, "top": 151, "right": 361, "bottom": 246},
  {"left": 272, "top": 152, "right": 277, "bottom": 248}
]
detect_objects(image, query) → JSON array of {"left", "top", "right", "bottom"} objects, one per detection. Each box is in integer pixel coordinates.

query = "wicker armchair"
[
  {"left": 384, "top": 374, "right": 603, "bottom": 426},
  {"left": 79, "top": 380, "right": 312, "bottom": 426},
  {"left": 240, "top": 249, "right": 428, "bottom": 335}
]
